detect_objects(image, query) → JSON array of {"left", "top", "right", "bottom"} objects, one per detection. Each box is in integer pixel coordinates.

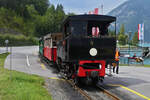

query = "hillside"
[
  {"left": 108, "top": 0, "right": 150, "bottom": 43},
  {"left": 0, "top": 0, "right": 69, "bottom": 46},
  {"left": 0, "top": 0, "right": 67, "bottom": 38}
]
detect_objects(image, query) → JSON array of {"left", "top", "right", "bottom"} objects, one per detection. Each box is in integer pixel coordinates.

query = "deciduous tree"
[
  {"left": 132, "top": 32, "right": 139, "bottom": 45},
  {"left": 118, "top": 24, "right": 128, "bottom": 45}
]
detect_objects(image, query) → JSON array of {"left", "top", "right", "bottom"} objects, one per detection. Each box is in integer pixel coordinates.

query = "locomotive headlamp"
[
  {"left": 89, "top": 48, "right": 97, "bottom": 56},
  {"left": 99, "top": 64, "right": 102, "bottom": 69}
]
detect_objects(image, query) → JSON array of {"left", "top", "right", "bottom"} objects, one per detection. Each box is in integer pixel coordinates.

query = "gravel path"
[{"left": 45, "top": 78, "right": 86, "bottom": 100}]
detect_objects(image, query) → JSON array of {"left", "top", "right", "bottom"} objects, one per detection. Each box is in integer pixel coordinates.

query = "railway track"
[
  {"left": 40, "top": 57, "right": 120, "bottom": 100},
  {"left": 67, "top": 79, "right": 120, "bottom": 100},
  {"left": 96, "top": 85, "right": 120, "bottom": 100},
  {"left": 67, "top": 80, "right": 92, "bottom": 100}
]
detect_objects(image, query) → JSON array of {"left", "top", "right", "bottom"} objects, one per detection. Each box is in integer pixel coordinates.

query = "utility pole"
[
  {"left": 128, "top": 31, "right": 132, "bottom": 54},
  {"left": 10, "top": 46, "right": 12, "bottom": 80},
  {"left": 101, "top": 4, "right": 103, "bottom": 15}
]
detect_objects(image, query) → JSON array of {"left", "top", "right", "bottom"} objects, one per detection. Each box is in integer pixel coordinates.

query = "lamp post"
[
  {"left": 117, "top": 40, "right": 119, "bottom": 48},
  {"left": 5, "top": 40, "right": 9, "bottom": 52}
]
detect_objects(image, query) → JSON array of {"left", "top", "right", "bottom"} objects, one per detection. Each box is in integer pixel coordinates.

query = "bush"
[{"left": 0, "top": 34, "right": 38, "bottom": 46}]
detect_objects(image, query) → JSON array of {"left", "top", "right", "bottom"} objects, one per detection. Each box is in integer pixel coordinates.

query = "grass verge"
[
  {"left": 119, "top": 64, "right": 128, "bottom": 66},
  {"left": 143, "top": 65, "right": 150, "bottom": 67},
  {"left": 0, "top": 52, "right": 10, "bottom": 67},
  {"left": 0, "top": 53, "right": 52, "bottom": 100},
  {"left": 120, "top": 64, "right": 150, "bottom": 68}
]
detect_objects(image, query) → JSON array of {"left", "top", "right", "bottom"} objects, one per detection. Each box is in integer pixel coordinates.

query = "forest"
[{"left": 0, "top": 0, "right": 71, "bottom": 38}]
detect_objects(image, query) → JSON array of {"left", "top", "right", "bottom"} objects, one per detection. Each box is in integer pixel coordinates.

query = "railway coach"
[
  {"left": 39, "top": 14, "right": 117, "bottom": 84},
  {"left": 39, "top": 33, "right": 62, "bottom": 63}
]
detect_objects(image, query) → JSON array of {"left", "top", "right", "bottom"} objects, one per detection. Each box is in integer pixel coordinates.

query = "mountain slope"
[{"left": 108, "top": 0, "right": 150, "bottom": 43}]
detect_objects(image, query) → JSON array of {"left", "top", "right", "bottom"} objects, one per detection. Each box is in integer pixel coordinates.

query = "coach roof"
[{"left": 63, "top": 14, "right": 116, "bottom": 24}]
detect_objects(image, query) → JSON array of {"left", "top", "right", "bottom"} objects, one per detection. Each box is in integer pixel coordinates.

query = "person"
[
  {"left": 113, "top": 48, "right": 120, "bottom": 74},
  {"left": 132, "top": 53, "right": 137, "bottom": 58},
  {"left": 132, "top": 53, "right": 143, "bottom": 63}
]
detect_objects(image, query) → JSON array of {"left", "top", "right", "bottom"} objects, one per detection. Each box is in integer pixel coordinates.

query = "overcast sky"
[{"left": 50, "top": 0, "right": 128, "bottom": 14}]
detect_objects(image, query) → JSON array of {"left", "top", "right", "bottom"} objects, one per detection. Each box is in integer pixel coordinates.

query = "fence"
[{"left": 120, "top": 49, "right": 150, "bottom": 65}]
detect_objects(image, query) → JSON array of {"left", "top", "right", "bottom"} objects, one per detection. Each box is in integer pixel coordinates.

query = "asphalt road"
[
  {"left": 103, "top": 66, "right": 150, "bottom": 100},
  {"left": 4, "top": 46, "right": 58, "bottom": 78},
  {"left": 0, "top": 47, "right": 8, "bottom": 54},
  {"left": 3, "top": 46, "right": 150, "bottom": 100}
]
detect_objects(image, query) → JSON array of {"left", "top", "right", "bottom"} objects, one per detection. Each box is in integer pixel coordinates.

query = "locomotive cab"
[{"left": 57, "top": 15, "right": 116, "bottom": 84}]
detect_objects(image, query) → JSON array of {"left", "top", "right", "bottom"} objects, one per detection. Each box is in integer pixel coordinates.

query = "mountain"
[{"left": 108, "top": 0, "right": 150, "bottom": 43}]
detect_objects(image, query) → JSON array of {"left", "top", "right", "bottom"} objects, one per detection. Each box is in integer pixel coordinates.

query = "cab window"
[{"left": 70, "top": 21, "right": 87, "bottom": 36}]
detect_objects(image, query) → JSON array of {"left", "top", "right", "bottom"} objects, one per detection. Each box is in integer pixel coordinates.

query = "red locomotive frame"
[{"left": 77, "top": 60, "right": 105, "bottom": 77}]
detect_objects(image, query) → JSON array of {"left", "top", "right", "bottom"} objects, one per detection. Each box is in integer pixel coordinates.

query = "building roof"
[{"left": 63, "top": 14, "right": 116, "bottom": 24}]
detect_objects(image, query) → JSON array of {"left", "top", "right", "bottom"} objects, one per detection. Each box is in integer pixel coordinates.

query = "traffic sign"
[{"left": 5, "top": 40, "right": 9, "bottom": 44}]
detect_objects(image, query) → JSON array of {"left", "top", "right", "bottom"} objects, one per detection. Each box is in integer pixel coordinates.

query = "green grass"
[
  {"left": 119, "top": 64, "right": 128, "bottom": 66},
  {"left": 0, "top": 53, "right": 52, "bottom": 100},
  {"left": 0, "top": 52, "right": 10, "bottom": 67},
  {"left": 120, "top": 64, "right": 150, "bottom": 68},
  {"left": 143, "top": 65, "right": 150, "bottom": 67}
]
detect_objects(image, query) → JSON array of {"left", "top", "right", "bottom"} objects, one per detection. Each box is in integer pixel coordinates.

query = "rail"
[
  {"left": 40, "top": 55, "right": 120, "bottom": 100},
  {"left": 96, "top": 85, "right": 120, "bottom": 100},
  {"left": 67, "top": 80, "right": 92, "bottom": 100},
  {"left": 67, "top": 79, "right": 120, "bottom": 100}
]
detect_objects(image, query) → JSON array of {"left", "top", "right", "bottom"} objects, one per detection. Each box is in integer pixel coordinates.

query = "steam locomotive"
[{"left": 39, "top": 15, "right": 116, "bottom": 84}]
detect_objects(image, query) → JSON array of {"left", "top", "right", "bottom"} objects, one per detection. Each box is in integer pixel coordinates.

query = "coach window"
[
  {"left": 53, "top": 41, "right": 56, "bottom": 46},
  {"left": 49, "top": 39, "right": 52, "bottom": 48}
]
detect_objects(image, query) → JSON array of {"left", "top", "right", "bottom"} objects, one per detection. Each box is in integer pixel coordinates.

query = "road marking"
[
  {"left": 26, "top": 55, "right": 30, "bottom": 66},
  {"left": 108, "top": 84, "right": 150, "bottom": 100},
  {"left": 40, "top": 63, "right": 46, "bottom": 70},
  {"left": 48, "top": 77, "right": 65, "bottom": 81}
]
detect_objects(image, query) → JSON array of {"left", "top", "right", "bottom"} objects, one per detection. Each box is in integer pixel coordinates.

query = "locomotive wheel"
[
  {"left": 56, "top": 58, "right": 62, "bottom": 72},
  {"left": 53, "top": 62, "right": 59, "bottom": 72},
  {"left": 65, "top": 64, "right": 74, "bottom": 79},
  {"left": 93, "top": 77, "right": 99, "bottom": 85},
  {"left": 74, "top": 77, "right": 79, "bottom": 85}
]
